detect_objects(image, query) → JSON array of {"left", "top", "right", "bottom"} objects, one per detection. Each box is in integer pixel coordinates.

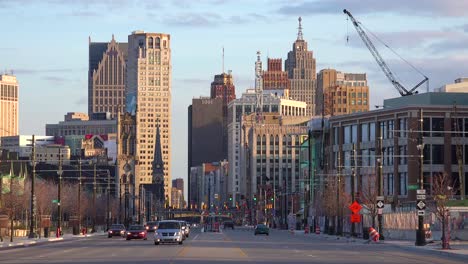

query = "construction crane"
[
  {"left": 255, "top": 51, "right": 264, "bottom": 123},
  {"left": 343, "top": 9, "right": 428, "bottom": 97}
]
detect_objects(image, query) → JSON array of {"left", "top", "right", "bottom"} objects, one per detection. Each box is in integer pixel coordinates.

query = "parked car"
[
  {"left": 154, "top": 220, "right": 184, "bottom": 245},
  {"left": 107, "top": 224, "right": 126, "bottom": 238},
  {"left": 125, "top": 225, "right": 148, "bottom": 240},
  {"left": 223, "top": 221, "right": 235, "bottom": 229},
  {"left": 145, "top": 221, "right": 159, "bottom": 232},
  {"left": 179, "top": 221, "right": 190, "bottom": 238},
  {"left": 254, "top": 224, "right": 269, "bottom": 236}
]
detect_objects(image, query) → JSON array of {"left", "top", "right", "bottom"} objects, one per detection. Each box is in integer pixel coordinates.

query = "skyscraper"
[
  {"left": 263, "top": 58, "right": 290, "bottom": 95},
  {"left": 126, "top": 31, "right": 172, "bottom": 203},
  {"left": 285, "top": 17, "right": 317, "bottom": 116},
  {"left": 88, "top": 35, "right": 128, "bottom": 119},
  {"left": 317, "top": 69, "right": 369, "bottom": 116},
  {"left": 0, "top": 74, "right": 19, "bottom": 137}
]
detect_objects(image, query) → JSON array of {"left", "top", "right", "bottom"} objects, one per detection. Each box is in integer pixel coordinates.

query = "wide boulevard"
[{"left": 0, "top": 228, "right": 464, "bottom": 264}]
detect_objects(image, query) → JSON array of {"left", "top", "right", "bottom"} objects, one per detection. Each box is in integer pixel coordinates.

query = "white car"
[{"left": 154, "top": 220, "right": 184, "bottom": 245}]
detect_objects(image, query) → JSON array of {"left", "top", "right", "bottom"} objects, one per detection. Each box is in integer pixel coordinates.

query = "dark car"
[
  {"left": 254, "top": 224, "right": 269, "bottom": 236},
  {"left": 108, "top": 224, "right": 126, "bottom": 238},
  {"left": 223, "top": 221, "right": 235, "bottom": 229},
  {"left": 145, "top": 221, "right": 159, "bottom": 232},
  {"left": 126, "top": 225, "right": 148, "bottom": 240}
]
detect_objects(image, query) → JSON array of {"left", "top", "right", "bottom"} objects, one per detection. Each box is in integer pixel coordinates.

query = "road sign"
[
  {"left": 349, "top": 201, "right": 362, "bottom": 214},
  {"left": 350, "top": 213, "right": 361, "bottom": 223},
  {"left": 416, "top": 201, "right": 426, "bottom": 210},
  {"left": 376, "top": 196, "right": 384, "bottom": 201},
  {"left": 416, "top": 189, "right": 426, "bottom": 195},
  {"left": 418, "top": 210, "right": 425, "bottom": 216},
  {"left": 408, "top": 185, "right": 418, "bottom": 190},
  {"left": 376, "top": 200, "right": 384, "bottom": 209},
  {"left": 52, "top": 199, "right": 59, "bottom": 204},
  {"left": 378, "top": 208, "right": 383, "bottom": 215},
  {"left": 416, "top": 195, "right": 426, "bottom": 200}
]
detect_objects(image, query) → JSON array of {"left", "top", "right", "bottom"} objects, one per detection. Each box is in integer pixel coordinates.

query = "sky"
[{"left": 2, "top": 0, "right": 468, "bottom": 195}]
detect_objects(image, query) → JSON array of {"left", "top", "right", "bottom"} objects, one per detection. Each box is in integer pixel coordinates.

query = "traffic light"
[
  {"left": 253, "top": 195, "right": 257, "bottom": 201},
  {"left": 270, "top": 197, "right": 274, "bottom": 201},
  {"left": 229, "top": 195, "right": 233, "bottom": 201}
]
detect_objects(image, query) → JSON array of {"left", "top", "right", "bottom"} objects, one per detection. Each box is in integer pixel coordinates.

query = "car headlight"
[
  {"left": 127, "top": 232, "right": 131, "bottom": 235},
  {"left": 109, "top": 231, "right": 113, "bottom": 233},
  {"left": 120, "top": 230, "right": 124, "bottom": 234}
]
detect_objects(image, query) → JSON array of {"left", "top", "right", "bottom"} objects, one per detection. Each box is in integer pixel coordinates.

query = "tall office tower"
[
  {"left": 210, "top": 72, "right": 236, "bottom": 159},
  {"left": 88, "top": 35, "right": 128, "bottom": 119},
  {"left": 285, "top": 17, "right": 317, "bottom": 116},
  {"left": 0, "top": 74, "right": 19, "bottom": 137},
  {"left": 126, "top": 31, "right": 172, "bottom": 203},
  {"left": 317, "top": 69, "right": 369, "bottom": 116},
  {"left": 263, "top": 58, "right": 290, "bottom": 96},
  {"left": 172, "top": 178, "right": 184, "bottom": 193}
]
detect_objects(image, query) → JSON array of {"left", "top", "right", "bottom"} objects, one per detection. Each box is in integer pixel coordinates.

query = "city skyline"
[{"left": 2, "top": 0, "right": 468, "bottom": 188}]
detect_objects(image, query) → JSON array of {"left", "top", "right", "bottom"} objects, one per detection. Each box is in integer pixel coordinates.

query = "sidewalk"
[
  {"left": 0, "top": 232, "right": 105, "bottom": 250},
  {"left": 291, "top": 229, "right": 468, "bottom": 261}
]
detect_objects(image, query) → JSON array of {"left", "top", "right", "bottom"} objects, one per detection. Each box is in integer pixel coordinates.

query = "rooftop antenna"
[
  {"left": 255, "top": 51, "right": 264, "bottom": 124},
  {"left": 297, "top": 17, "right": 303, "bottom": 41},
  {"left": 222, "top": 46, "right": 225, "bottom": 74}
]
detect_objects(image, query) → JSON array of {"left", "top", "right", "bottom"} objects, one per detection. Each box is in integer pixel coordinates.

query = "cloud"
[
  {"left": 162, "top": 12, "right": 271, "bottom": 27},
  {"left": 278, "top": 0, "right": 468, "bottom": 17}
]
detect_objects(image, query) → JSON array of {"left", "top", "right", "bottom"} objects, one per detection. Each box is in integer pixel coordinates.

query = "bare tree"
[
  {"left": 361, "top": 174, "right": 378, "bottom": 228},
  {"left": 0, "top": 177, "right": 26, "bottom": 242},
  {"left": 431, "top": 172, "right": 456, "bottom": 249}
]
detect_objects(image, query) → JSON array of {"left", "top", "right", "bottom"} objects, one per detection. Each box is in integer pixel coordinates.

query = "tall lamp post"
[
  {"left": 416, "top": 109, "right": 426, "bottom": 246},
  {"left": 78, "top": 159, "right": 82, "bottom": 234},
  {"left": 107, "top": 170, "right": 111, "bottom": 230},
  {"left": 28, "top": 135, "right": 36, "bottom": 238},
  {"left": 377, "top": 131, "right": 384, "bottom": 240},
  {"left": 57, "top": 148, "right": 63, "bottom": 238}
]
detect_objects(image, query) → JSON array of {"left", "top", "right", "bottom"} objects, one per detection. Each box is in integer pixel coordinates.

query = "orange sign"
[
  {"left": 350, "top": 213, "right": 361, "bottom": 223},
  {"left": 349, "top": 201, "right": 362, "bottom": 214}
]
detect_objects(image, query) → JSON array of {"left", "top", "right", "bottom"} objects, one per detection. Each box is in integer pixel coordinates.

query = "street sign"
[
  {"left": 350, "top": 213, "right": 361, "bottom": 223},
  {"left": 376, "top": 200, "right": 384, "bottom": 209},
  {"left": 416, "top": 195, "right": 426, "bottom": 200},
  {"left": 376, "top": 196, "right": 384, "bottom": 201},
  {"left": 408, "top": 185, "right": 418, "bottom": 190},
  {"left": 52, "top": 199, "right": 59, "bottom": 204},
  {"left": 416, "top": 189, "right": 426, "bottom": 195},
  {"left": 416, "top": 201, "right": 426, "bottom": 210},
  {"left": 418, "top": 210, "right": 425, "bottom": 216},
  {"left": 349, "top": 201, "right": 362, "bottom": 214},
  {"left": 378, "top": 208, "right": 383, "bottom": 215}
]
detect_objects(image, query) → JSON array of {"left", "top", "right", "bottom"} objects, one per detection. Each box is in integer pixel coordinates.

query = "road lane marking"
[
  {"left": 237, "top": 247, "right": 248, "bottom": 258},
  {"left": 192, "top": 234, "right": 199, "bottom": 241}
]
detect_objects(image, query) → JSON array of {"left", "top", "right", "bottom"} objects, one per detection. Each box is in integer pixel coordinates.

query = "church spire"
[
  {"left": 152, "top": 119, "right": 164, "bottom": 184},
  {"left": 297, "top": 16, "right": 303, "bottom": 41}
]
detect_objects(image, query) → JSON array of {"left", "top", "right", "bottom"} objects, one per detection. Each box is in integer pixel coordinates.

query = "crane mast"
[
  {"left": 343, "top": 9, "right": 428, "bottom": 96},
  {"left": 255, "top": 51, "right": 264, "bottom": 123}
]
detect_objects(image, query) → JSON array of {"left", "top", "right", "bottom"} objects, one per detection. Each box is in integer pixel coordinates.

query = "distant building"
[
  {"left": 0, "top": 135, "right": 55, "bottom": 158},
  {"left": 0, "top": 74, "right": 19, "bottom": 137},
  {"left": 434, "top": 78, "right": 468, "bottom": 93},
  {"left": 88, "top": 35, "right": 127, "bottom": 119},
  {"left": 210, "top": 72, "right": 236, "bottom": 106},
  {"left": 285, "top": 17, "right": 317, "bottom": 116},
  {"left": 317, "top": 69, "right": 369, "bottom": 116},
  {"left": 64, "top": 112, "right": 89, "bottom": 121},
  {"left": 45, "top": 113, "right": 116, "bottom": 137},
  {"left": 172, "top": 178, "right": 184, "bottom": 193},
  {"left": 171, "top": 187, "right": 184, "bottom": 209},
  {"left": 126, "top": 30, "right": 172, "bottom": 202},
  {"left": 227, "top": 89, "right": 307, "bottom": 204},
  {"left": 263, "top": 58, "right": 290, "bottom": 95},
  {"left": 189, "top": 160, "right": 228, "bottom": 211}
]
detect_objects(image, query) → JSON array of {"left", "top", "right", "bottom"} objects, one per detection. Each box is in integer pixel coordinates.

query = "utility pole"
[
  {"left": 57, "top": 147, "right": 63, "bottom": 237},
  {"left": 336, "top": 150, "right": 341, "bottom": 235},
  {"left": 107, "top": 170, "right": 111, "bottom": 229},
  {"left": 351, "top": 143, "right": 356, "bottom": 237},
  {"left": 307, "top": 129, "right": 312, "bottom": 231},
  {"left": 416, "top": 109, "right": 426, "bottom": 246},
  {"left": 92, "top": 163, "right": 96, "bottom": 232},
  {"left": 78, "top": 159, "right": 82, "bottom": 234},
  {"left": 28, "top": 135, "right": 36, "bottom": 238},
  {"left": 378, "top": 129, "right": 384, "bottom": 240}
]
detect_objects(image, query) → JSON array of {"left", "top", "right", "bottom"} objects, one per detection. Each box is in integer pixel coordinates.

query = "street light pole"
[
  {"left": 57, "top": 147, "right": 63, "bottom": 237},
  {"left": 92, "top": 163, "right": 96, "bottom": 233},
  {"left": 378, "top": 130, "right": 384, "bottom": 240},
  {"left": 28, "top": 135, "right": 36, "bottom": 238},
  {"left": 351, "top": 143, "right": 356, "bottom": 237},
  {"left": 416, "top": 108, "right": 426, "bottom": 246},
  {"left": 107, "top": 170, "right": 111, "bottom": 230},
  {"left": 78, "top": 159, "right": 82, "bottom": 234}
]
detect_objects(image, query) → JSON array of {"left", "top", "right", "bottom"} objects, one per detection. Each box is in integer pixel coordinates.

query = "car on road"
[
  {"left": 223, "top": 221, "right": 235, "bottom": 229},
  {"left": 125, "top": 225, "right": 148, "bottom": 240},
  {"left": 107, "top": 224, "right": 126, "bottom": 238},
  {"left": 179, "top": 221, "right": 190, "bottom": 238},
  {"left": 145, "top": 221, "right": 159, "bottom": 232},
  {"left": 154, "top": 220, "right": 184, "bottom": 245},
  {"left": 254, "top": 224, "right": 269, "bottom": 236}
]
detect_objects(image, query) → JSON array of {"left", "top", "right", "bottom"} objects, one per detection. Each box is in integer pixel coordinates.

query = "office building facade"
[{"left": 0, "top": 74, "right": 19, "bottom": 137}]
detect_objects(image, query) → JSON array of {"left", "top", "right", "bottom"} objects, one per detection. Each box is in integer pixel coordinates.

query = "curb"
[
  {"left": 382, "top": 241, "right": 468, "bottom": 262},
  {"left": 0, "top": 233, "right": 105, "bottom": 251}
]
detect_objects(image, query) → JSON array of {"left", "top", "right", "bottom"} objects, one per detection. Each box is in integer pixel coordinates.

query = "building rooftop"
[{"left": 384, "top": 92, "right": 468, "bottom": 108}]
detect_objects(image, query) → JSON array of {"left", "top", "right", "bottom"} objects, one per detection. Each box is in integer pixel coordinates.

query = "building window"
[
  {"left": 432, "top": 118, "right": 444, "bottom": 137},
  {"left": 432, "top": 144, "right": 444, "bottom": 164},
  {"left": 361, "top": 123, "right": 369, "bottom": 142},
  {"left": 399, "top": 172, "right": 407, "bottom": 196}
]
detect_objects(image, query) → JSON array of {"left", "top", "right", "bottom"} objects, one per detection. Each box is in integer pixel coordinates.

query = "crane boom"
[{"left": 343, "top": 9, "right": 428, "bottom": 96}]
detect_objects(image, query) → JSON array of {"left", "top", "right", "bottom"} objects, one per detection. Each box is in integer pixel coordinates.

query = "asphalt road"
[{"left": 0, "top": 228, "right": 465, "bottom": 264}]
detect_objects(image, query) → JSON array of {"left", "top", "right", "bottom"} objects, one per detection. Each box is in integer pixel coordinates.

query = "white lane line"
[{"left": 192, "top": 234, "right": 199, "bottom": 241}]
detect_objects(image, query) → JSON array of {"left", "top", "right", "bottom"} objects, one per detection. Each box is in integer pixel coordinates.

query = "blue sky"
[{"left": 2, "top": 0, "right": 468, "bottom": 191}]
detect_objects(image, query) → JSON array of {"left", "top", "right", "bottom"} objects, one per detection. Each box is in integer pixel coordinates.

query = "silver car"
[{"left": 154, "top": 220, "right": 184, "bottom": 245}]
